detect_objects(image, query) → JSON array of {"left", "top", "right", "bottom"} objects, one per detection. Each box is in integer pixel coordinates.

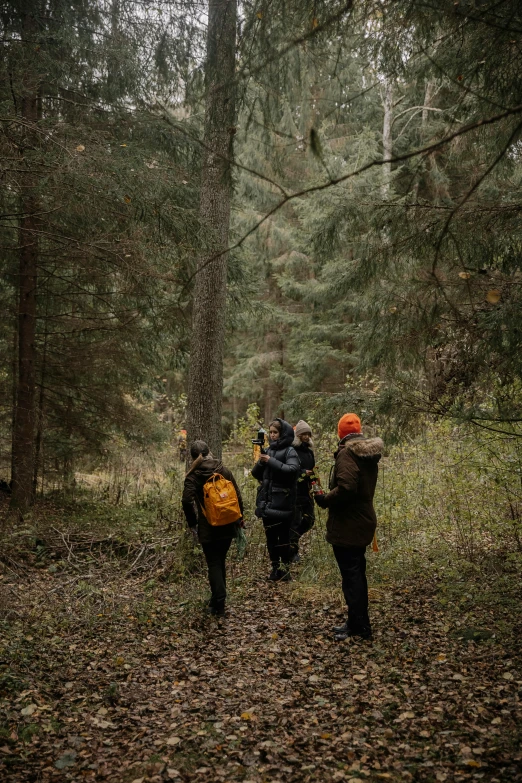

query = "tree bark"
[
  {"left": 10, "top": 11, "right": 39, "bottom": 514},
  {"left": 186, "top": 0, "right": 237, "bottom": 460},
  {"left": 381, "top": 79, "right": 393, "bottom": 199}
]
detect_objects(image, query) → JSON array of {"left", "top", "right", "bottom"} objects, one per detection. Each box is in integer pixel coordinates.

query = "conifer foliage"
[{"left": 0, "top": 0, "right": 201, "bottom": 510}]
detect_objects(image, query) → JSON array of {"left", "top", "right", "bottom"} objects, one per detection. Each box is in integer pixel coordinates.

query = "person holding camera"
[
  {"left": 290, "top": 420, "right": 316, "bottom": 562},
  {"left": 314, "top": 413, "right": 383, "bottom": 641},
  {"left": 252, "top": 418, "right": 300, "bottom": 581},
  {"left": 182, "top": 440, "right": 244, "bottom": 617}
]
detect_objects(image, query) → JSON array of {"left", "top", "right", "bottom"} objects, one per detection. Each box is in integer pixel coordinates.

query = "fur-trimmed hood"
[{"left": 337, "top": 433, "right": 383, "bottom": 461}]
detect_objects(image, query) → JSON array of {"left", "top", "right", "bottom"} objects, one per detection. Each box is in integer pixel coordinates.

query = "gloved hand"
[{"left": 314, "top": 494, "right": 328, "bottom": 509}]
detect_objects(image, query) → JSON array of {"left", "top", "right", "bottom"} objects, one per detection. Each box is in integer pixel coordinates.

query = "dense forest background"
[
  {"left": 1, "top": 4, "right": 522, "bottom": 779},
  {"left": 1, "top": 0, "right": 521, "bottom": 506}
]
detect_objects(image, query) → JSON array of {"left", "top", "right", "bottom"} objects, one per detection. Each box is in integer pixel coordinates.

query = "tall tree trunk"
[
  {"left": 10, "top": 11, "right": 39, "bottom": 514},
  {"left": 381, "top": 79, "right": 393, "bottom": 199},
  {"left": 186, "top": 0, "right": 237, "bottom": 460},
  {"left": 33, "top": 297, "right": 49, "bottom": 496}
]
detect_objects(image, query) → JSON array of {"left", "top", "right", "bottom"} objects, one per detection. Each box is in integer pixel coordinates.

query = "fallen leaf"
[
  {"left": 486, "top": 289, "right": 501, "bottom": 304},
  {"left": 75, "top": 144, "right": 85, "bottom": 152},
  {"left": 166, "top": 736, "right": 181, "bottom": 746},
  {"left": 459, "top": 271, "right": 471, "bottom": 279},
  {"left": 55, "top": 751, "right": 77, "bottom": 769},
  {"left": 21, "top": 704, "right": 37, "bottom": 716}
]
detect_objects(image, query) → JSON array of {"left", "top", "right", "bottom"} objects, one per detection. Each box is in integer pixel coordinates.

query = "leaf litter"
[{"left": 1, "top": 558, "right": 521, "bottom": 782}]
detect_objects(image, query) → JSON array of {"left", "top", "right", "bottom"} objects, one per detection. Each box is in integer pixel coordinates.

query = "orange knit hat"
[{"left": 337, "top": 413, "right": 361, "bottom": 439}]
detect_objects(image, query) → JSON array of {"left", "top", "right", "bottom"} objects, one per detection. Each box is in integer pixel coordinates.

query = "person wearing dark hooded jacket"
[
  {"left": 182, "top": 440, "right": 244, "bottom": 616},
  {"left": 252, "top": 418, "right": 300, "bottom": 581},
  {"left": 315, "top": 413, "right": 383, "bottom": 641},
  {"left": 289, "top": 419, "right": 316, "bottom": 562}
]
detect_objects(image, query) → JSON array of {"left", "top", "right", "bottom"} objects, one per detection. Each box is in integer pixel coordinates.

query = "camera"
[{"left": 251, "top": 428, "right": 267, "bottom": 454}]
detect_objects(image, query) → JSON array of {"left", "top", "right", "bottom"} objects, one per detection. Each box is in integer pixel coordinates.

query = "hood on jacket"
[
  {"left": 293, "top": 436, "right": 314, "bottom": 448},
  {"left": 269, "top": 418, "right": 295, "bottom": 451},
  {"left": 340, "top": 434, "right": 383, "bottom": 461},
  {"left": 186, "top": 454, "right": 222, "bottom": 478}
]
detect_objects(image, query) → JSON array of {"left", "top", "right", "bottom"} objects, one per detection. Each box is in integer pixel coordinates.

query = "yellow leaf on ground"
[
  {"left": 486, "top": 289, "right": 501, "bottom": 304},
  {"left": 459, "top": 271, "right": 471, "bottom": 279},
  {"left": 241, "top": 712, "right": 252, "bottom": 721},
  {"left": 76, "top": 144, "right": 85, "bottom": 152}
]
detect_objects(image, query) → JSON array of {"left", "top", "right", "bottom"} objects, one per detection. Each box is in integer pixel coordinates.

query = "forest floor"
[{"left": 1, "top": 503, "right": 521, "bottom": 783}]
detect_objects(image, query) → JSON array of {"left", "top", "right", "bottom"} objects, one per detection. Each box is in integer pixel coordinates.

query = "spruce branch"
[{"left": 179, "top": 103, "right": 522, "bottom": 294}]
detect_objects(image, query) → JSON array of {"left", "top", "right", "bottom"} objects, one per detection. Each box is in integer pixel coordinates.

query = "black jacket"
[
  {"left": 293, "top": 438, "right": 315, "bottom": 500},
  {"left": 251, "top": 418, "right": 300, "bottom": 520},
  {"left": 182, "top": 456, "right": 244, "bottom": 545}
]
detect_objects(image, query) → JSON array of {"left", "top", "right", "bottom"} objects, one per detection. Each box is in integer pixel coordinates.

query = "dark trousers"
[
  {"left": 332, "top": 544, "right": 371, "bottom": 632},
  {"left": 263, "top": 516, "right": 291, "bottom": 568},
  {"left": 201, "top": 538, "right": 232, "bottom": 608},
  {"left": 290, "top": 496, "right": 315, "bottom": 555}
]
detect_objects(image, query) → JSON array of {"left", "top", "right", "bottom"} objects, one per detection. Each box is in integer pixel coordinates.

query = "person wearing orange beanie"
[
  {"left": 315, "top": 413, "right": 383, "bottom": 641},
  {"left": 337, "top": 413, "right": 361, "bottom": 439}
]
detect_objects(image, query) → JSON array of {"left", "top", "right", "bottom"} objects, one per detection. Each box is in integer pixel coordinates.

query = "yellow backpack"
[{"left": 201, "top": 473, "right": 241, "bottom": 527}]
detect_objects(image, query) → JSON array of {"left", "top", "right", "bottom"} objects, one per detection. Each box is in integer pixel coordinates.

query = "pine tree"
[{"left": 186, "top": 0, "right": 238, "bottom": 459}]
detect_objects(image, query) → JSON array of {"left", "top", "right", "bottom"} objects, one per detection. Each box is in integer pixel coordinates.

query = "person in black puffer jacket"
[
  {"left": 252, "top": 418, "right": 300, "bottom": 581},
  {"left": 290, "top": 419, "right": 316, "bottom": 562},
  {"left": 182, "top": 440, "right": 244, "bottom": 616}
]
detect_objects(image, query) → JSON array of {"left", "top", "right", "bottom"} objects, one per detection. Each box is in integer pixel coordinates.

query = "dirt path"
[{"left": 1, "top": 566, "right": 521, "bottom": 782}]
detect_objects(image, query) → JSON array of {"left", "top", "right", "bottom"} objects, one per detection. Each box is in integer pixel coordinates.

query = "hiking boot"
[
  {"left": 334, "top": 626, "right": 372, "bottom": 642},
  {"left": 268, "top": 567, "right": 280, "bottom": 581},
  {"left": 290, "top": 553, "right": 301, "bottom": 564},
  {"left": 333, "top": 621, "right": 348, "bottom": 634},
  {"left": 277, "top": 568, "right": 292, "bottom": 582},
  {"left": 206, "top": 602, "right": 225, "bottom": 617}
]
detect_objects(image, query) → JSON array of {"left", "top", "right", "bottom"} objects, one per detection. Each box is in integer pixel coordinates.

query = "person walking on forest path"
[
  {"left": 182, "top": 440, "right": 243, "bottom": 617},
  {"left": 178, "top": 429, "right": 187, "bottom": 462},
  {"left": 290, "top": 420, "right": 316, "bottom": 563},
  {"left": 252, "top": 418, "right": 300, "bottom": 581},
  {"left": 314, "top": 413, "right": 383, "bottom": 641}
]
